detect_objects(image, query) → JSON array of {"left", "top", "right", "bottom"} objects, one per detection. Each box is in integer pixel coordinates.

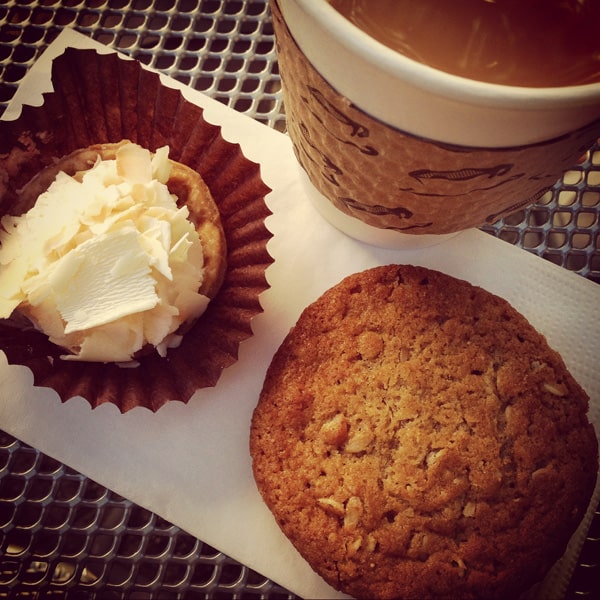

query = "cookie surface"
[{"left": 250, "top": 264, "right": 598, "bottom": 599}]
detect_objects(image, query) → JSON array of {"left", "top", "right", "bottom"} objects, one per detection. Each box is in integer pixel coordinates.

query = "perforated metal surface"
[
  {"left": 481, "top": 151, "right": 600, "bottom": 284},
  {"left": 0, "top": 430, "right": 296, "bottom": 598},
  {"left": 0, "top": 0, "right": 285, "bottom": 129},
  {"left": 0, "top": 0, "right": 599, "bottom": 597}
]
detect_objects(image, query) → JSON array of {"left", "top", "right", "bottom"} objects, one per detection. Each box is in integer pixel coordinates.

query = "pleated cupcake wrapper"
[{"left": 0, "top": 48, "right": 274, "bottom": 412}]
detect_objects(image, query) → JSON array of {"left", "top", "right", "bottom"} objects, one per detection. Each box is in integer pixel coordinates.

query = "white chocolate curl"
[{"left": 0, "top": 143, "right": 209, "bottom": 362}]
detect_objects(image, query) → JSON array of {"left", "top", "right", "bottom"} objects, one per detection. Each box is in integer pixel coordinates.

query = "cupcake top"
[
  {"left": 0, "top": 141, "right": 221, "bottom": 363},
  {"left": 0, "top": 47, "right": 273, "bottom": 410}
]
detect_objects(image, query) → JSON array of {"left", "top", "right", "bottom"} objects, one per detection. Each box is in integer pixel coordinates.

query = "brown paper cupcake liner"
[{"left": 0, "top": 47, "right": 274, "bottom": 412}]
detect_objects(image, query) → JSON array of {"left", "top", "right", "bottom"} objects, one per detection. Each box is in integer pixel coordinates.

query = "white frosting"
[{"left": 0, "top": 143, "right": 210, "bottom": 362}]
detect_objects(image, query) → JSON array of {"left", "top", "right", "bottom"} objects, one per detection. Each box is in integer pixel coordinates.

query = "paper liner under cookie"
[{"left": 0, "top": 47, "right": 273, "bottom": 412}]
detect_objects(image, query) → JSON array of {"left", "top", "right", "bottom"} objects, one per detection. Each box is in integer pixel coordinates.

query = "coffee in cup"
[{"left": 272, "top": 0, "right": 600, "bottom": 248}]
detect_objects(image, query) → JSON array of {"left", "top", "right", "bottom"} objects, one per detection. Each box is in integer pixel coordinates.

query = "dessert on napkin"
[
  {"left": 1, "top": 140, "right": 227, "bottom": 363},
  {"left": 0, "top": 47, "right": 273, "bottom": 412},
  {"left": 251, "top": 264, "right": 598, "bottom": 600}
]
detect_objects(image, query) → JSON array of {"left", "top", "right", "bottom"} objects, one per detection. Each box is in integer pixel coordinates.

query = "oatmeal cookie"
[{"left": 250, "top": 264, "right": 597, "bottom": 599}]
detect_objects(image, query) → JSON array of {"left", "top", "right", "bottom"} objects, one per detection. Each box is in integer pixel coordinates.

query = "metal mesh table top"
[{"left": 0, "top": 1, "right": 599, "bottom": 598}]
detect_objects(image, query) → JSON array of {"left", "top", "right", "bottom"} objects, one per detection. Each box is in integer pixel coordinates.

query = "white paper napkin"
[{"left": 1, "top": 29, "right": 598, "bottom": 600}]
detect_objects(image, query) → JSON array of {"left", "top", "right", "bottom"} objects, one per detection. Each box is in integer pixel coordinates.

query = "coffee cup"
[{"left": 271, "top": 0, "right": 600, "bottom": 249}]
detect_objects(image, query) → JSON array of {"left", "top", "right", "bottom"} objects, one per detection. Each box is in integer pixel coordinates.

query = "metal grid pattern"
[
  {"left": 0, "top": 0, "right": 598, "bottom": 597},
  {"left": 0, "top": 0, "right": 286, "bottom": 131},
  {"left": 0, "top": 433, "right": 297, "bottom": 599},
  {"left": 481, "top": 151, "right": 600, "bottom": 284}
]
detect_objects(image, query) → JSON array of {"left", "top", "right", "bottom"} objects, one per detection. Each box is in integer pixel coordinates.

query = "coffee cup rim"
[{"left": 299, "top": 0, "right": 600, "bottom": 109}]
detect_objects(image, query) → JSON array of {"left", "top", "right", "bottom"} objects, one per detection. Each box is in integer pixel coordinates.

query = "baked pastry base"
[{"left": 251, "top": 264, "right": 598, "bottom": 599}]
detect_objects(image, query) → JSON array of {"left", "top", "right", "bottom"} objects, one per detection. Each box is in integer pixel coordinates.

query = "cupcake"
[
  {"left": 1, "top": 140, "right": 227, "bottom": 362},
  {"left": 0, "top": 47, "right": 273, "bottom": 412}
]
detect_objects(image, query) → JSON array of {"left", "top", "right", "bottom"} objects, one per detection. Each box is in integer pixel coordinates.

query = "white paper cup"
[{"left": 272, "top": 0, "right": 600, "bottom": 248}]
